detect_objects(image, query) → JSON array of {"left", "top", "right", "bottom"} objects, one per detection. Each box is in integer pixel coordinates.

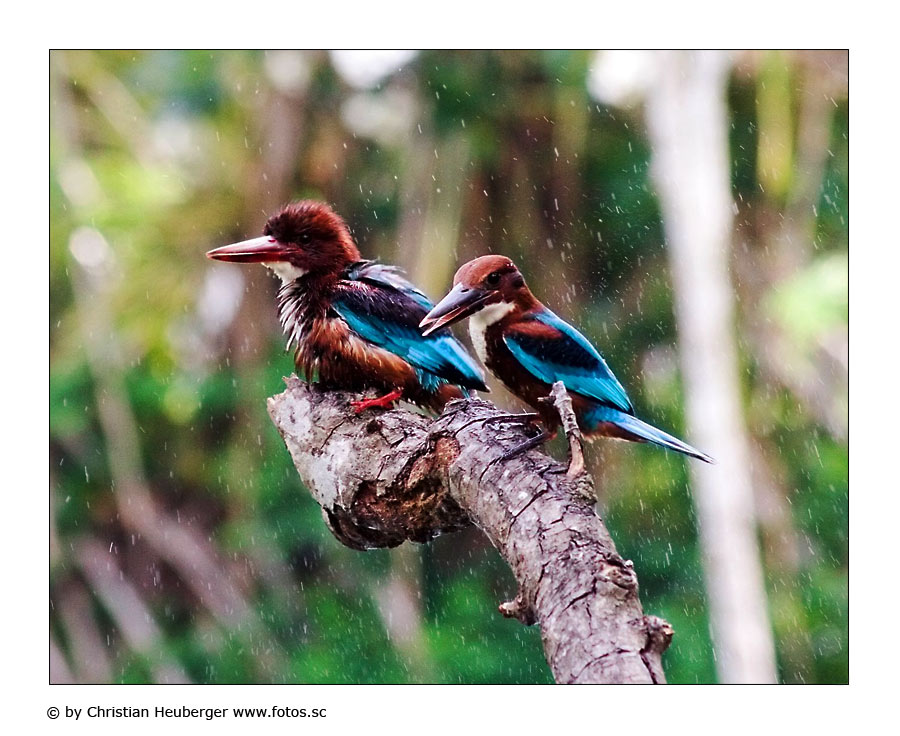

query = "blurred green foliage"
[{"left": 50, "top": 50, "right": 847, "bottom": 684}]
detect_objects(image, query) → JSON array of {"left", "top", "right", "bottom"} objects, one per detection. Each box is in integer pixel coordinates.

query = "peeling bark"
[{"left": 268, "top": 377, "right": 672, "bottom": 684}]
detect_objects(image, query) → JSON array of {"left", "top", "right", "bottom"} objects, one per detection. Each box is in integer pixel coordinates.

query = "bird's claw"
[
  {"left": 490, "top": 430, "right": 554, "bottom": 465},
  {"left": 479, "top": 412, "right": 540, "bottom": 426},
  {"left": 350, "top": 389, "right": 403, "bottom": 413}
]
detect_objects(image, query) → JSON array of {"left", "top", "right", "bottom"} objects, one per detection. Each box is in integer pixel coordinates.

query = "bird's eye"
[
  {"left": 486, "top": 271, "right": 501, "bottom": 286},
  {"left": 298, "top": 232, "right": 312, "bottom": 245}
]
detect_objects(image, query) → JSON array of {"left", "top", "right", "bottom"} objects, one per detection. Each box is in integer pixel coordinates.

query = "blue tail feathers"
[{"left": 587, "top": 406, "right": 714, "bottom": 463}]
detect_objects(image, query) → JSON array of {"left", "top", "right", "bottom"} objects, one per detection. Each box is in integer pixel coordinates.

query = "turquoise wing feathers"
[
  {"left": 333, "top": 263, "right": 487, "bottom": 392},
  {"left": 503, "top": 310, "right": 633, "bottom": 413}
]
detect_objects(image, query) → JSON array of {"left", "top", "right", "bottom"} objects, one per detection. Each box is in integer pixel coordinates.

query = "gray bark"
[{"left": 267, "top": 377, "right": 673, "bottom": 684}]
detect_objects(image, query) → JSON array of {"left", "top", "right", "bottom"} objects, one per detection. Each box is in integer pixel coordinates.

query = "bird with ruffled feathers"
[{"left": 207, "top": 201, "right": 486, "bottom": 413}]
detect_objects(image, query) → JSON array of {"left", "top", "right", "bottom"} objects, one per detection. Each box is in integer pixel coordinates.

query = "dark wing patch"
[
  {"left": 345, "top": 261, "right": 434, "bottom": 312},
  {"left": 332, "top": 273, "right": 487, "bottom": 391},
  {"left": 503, "top": 310, "right": 633, "bottom": 413}
]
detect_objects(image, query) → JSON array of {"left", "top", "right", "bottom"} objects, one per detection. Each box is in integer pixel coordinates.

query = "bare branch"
[
  {"left": 547, "top": 381, "right": 586, "bottom": 477},
  {"left": 267, "top": 377, "right": 672, "bottom": 684}
]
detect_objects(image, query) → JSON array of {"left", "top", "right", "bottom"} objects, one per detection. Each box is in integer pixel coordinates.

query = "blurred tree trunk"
[{"left": 645, "top": 50, "right": 778, "bottom": 683}]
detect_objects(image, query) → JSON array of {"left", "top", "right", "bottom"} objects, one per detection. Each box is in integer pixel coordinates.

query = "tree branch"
[
  {"left": 546, "top": 380, "right": 586, "bottom": 477},
  {"left": 267, "top": 376, "right": 672, "bottom": 683}
]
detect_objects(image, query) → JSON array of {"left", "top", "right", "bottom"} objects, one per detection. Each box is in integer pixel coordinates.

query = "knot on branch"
[
  {"left": 267, "top": 378, "right": 470, "bottom": 550},
  {"left": 643, "top": 615, "right": 675, "bottom": 653},
  {"left": 639, "top": 615, "right": 675, "bottom": 684},
  {"left": 498, "top": 591, "right": 537, "bottom": 625}
]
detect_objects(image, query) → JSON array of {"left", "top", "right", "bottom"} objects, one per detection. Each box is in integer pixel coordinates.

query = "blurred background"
[{"left": 49, "top": 50, "right": 847, "bottom": 684}]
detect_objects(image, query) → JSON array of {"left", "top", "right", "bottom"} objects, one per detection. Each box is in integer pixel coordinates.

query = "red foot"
[{"left": 350, "top": 388, "right": 403, "bottom": 413}]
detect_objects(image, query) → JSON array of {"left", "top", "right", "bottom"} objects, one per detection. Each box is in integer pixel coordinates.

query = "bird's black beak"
[
  {"left": 420, "top": 284, "right": 491, "bottom": 336},
  {"left": 206, "top": 236, "right": 292, "bottom": 263}
]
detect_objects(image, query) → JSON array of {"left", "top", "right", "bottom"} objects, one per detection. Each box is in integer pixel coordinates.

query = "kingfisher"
[
  {"left": 206, "top": 201, "right": 487, "bottom": 412},
  {"left": 420, "top": 255, "right": 712, "bottom": 462}
]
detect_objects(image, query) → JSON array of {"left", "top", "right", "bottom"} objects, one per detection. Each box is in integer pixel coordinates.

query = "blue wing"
[
  {"left": 333, "top": 263, "right": 487, "bottom": 392},
  {"left": 503, "top": 310, "right": 633, "bottom": 413}
]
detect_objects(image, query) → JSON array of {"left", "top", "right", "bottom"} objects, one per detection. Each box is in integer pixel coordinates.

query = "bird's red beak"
[
  {"left": 206, "top": 236, "right": 292, "bottom": 263},
  {"left": 420, "top": 284, "right": 491, "bottom": 336}
]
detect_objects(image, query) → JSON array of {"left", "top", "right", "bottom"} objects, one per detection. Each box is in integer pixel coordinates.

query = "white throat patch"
[
  {"left": 264, "top": 261, "right": 307, "bottom": 283},
  {"left": 468, "top": 301, "right": 514, "bottom": 364}
]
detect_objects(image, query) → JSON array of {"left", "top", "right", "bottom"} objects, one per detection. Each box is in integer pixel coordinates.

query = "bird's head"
[
  {"left": 206, "top": 201, "right": 361, "bottom": 281},
  {"left": 420, "top": 255, "right": 533, "bottom": 336}
]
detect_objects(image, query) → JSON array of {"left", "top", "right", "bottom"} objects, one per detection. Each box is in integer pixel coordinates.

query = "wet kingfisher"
[
  {"left": 206, "top": 201, "right": 487, "bottom": 412},
  {"left": 420, "top": 254, "right": 712, "bottom": 462}
]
